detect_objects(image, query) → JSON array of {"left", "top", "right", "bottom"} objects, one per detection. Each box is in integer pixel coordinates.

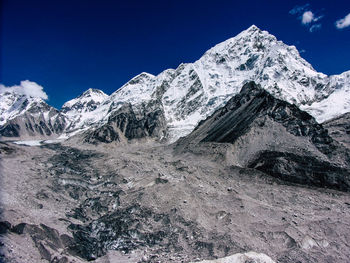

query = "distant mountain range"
[{"left": 1, "top": 25, "right": 350, "bottom": 143}]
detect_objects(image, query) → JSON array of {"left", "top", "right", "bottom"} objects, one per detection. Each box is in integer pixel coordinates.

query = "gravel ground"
[{"left": 0, "top": 141, "right": 349, "bottom": 262}]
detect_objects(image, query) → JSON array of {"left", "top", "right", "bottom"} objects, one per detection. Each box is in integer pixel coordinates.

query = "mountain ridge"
[{"left": 1, "top": 25, "right": 350, "bottom": 142}]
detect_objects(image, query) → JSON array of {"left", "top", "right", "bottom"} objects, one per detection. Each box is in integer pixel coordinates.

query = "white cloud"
[
  {"left": 302, "top": 11, "right": 314, "bottom": 24},
  {"left": 313, "top": 15, "right": 324, "bottom": 22},
  {"left": 289, "top": 5, "right": 324, "bottom": 32},
  {"left": 335, "top": 13, "right": 350, "bottom": 29},
  {"left": 0, "top": 80, "right": 48, "bottom": 100},
  {"left": 310, "top": 24, "right": 322, "bottom": 32},
  {"left": 289, "top": 4, "right": 310, "bottom": 15}
]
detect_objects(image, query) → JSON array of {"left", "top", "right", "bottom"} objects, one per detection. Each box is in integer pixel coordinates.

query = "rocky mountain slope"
[
  {"left": 1, "top": 25, "right": 350, "bottom": 142},
  {"left": 323, "top": 112, "right": 350, "bottom": 149},
  {"left": 175, "top": 81, "right": 350, "bottom": 191}
]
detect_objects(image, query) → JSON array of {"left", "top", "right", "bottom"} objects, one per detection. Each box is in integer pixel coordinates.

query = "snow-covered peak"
[
  {"left": 107, "top": 72, "right": 157, "bottom": 108},
  {"left": 62, "top": 88, "right": 108, "bottom": 112},
  {"left": 60, "top": 88, "right": 108, "bottom": 132},
  {"left": 0, "top": 91, "right": 49, "bottom": 126},
  {"left": 156, "top": 26, "right": 336, "bottom": 140},
  {"left": 247, "top": 24, "right": 259, "bottom": 31},
  {"left": 81, "top": 88, "right": 107, "bottom": 97}
]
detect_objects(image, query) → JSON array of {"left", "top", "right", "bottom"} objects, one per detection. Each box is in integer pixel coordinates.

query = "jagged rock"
[{"left": 83, "top": 101, "right": 167, "bottom": 144}]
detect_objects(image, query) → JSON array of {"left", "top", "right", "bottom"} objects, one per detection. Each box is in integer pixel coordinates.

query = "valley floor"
[{"left": 0, "top": 141, "right": 350, "bottom": 262}]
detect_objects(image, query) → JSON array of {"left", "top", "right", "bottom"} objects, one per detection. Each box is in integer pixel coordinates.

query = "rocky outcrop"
[
  {"left": 0, "top": 221, "right": 74, "bottom": 263},
  {"left": 323, "top": 112, "right": 350, "bottom": 149},
  {"left": 176, "top": 82, "right": 350, "bottom": 191},
  {"left": 83, "top": 100, "right": 167, "bottom": 144}
]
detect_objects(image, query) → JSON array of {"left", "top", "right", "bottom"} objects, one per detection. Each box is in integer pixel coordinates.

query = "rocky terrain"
[{"left": 1, "top": 136, "right": 350, "bottom": 263}]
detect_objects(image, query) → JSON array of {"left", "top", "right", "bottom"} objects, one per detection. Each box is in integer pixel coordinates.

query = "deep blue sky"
[{"left": 1, "top": 0, "right": 349, "bottom": 108}]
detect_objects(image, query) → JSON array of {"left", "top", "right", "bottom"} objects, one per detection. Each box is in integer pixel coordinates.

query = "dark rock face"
[
  {"left": 323, "top": 112, "right": 350, "bottom": 149},
  {"left": 0, "top": 142, "right": 16, "bottom": 155},
  {"left": 248, "top": 151, "right": 350, "bottom": 191},
  {"left": 200, "top": 82, "right": 333, "bottom": 152},
  {"left": 84, "top": 124, "right": 121, "bottom": 144},
  {"left": 0, "top": 221, "right": 11, "bottom": 235},
  {"left": 84, "top": 101, "right": 167, "bottom": 144},
  {"left": 177, "top": 81, "right": 350, "bottom": 191},
  {"left": 0, "top": 123, "right": 20, "bottom": 137}
]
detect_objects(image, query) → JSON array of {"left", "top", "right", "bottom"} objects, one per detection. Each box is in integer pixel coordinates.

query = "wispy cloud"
[
  {"left": 0, "top": 80, "right": 48, "bottom": 100},
  {"left": 289, "top": 4, "right": 310, "bottom": 15},
  {"left": 310, "top": 24, "right": 322, "bottom": 32},
  {"left": 335, "top": 13, "right": 350, "bottom": 29},
  {"left": 289, "top": 4, "right": 324, "bottom": 32}
]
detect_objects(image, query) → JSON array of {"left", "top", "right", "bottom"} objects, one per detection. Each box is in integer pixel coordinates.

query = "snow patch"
[
  {"left": 191, "top": 251, "right": 275, "bottom": 263},
  {"left": 13, "top": 140, "right": 43, "bottom": 146}
]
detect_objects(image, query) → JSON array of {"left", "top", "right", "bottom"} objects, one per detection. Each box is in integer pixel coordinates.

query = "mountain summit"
[{"left": 61, "top": 88, "right": 108, "bottom": 132}]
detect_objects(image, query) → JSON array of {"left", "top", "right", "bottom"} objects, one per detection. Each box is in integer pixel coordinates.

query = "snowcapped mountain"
[
  {"left": 61, "top": 88, "right": 108, "bottom": 132},
  {"left": 72, "top": 25, "right": 349, "bottom": 142},
  {"left": 0, "top": 91, "right": 29, "bottom": 126},
  {"left": 0, "top": 91, "right": 66, "bottom": 139},
  {"left": 300, "top": 70, "right": 350, "bottom": 122},
  {"left": 1, "top": 25, "right": 350, "bottom": 142}
]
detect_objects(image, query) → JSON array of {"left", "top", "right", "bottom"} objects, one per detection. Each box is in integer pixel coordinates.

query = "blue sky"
[{"left": 1, "top": 0, "right": 350, "bottom": 108}]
